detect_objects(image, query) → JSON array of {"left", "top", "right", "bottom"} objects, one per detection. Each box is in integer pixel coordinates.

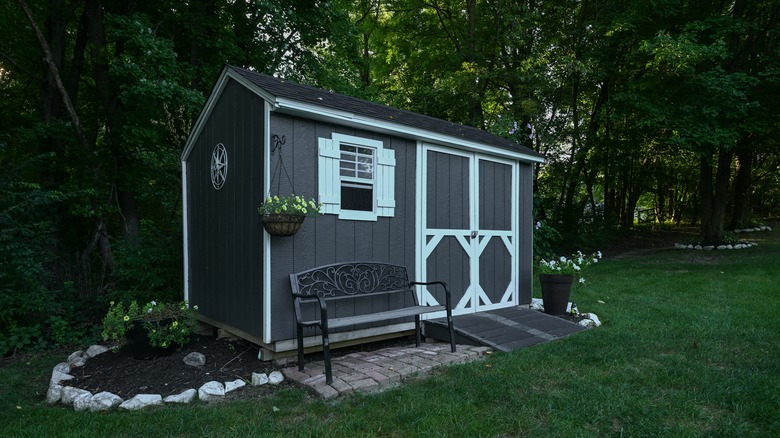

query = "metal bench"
[{"left": 290, "top": 261, "right": 456, "bottom": 384}]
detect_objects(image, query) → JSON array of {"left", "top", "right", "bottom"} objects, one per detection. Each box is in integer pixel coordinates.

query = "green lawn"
[{"left": 2, "top": 232, "right": 779, "bottom": 437}]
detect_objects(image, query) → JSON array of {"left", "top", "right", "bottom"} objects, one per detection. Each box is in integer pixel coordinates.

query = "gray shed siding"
[
  {"left": 267, "top": 113, "right": 417, "bottom": 342},
  {"left": 518, "top": 162, "right": 534, "bottom": 305},
  {"left": 186, "top": 79, "right": 265, "bottom": 337}
]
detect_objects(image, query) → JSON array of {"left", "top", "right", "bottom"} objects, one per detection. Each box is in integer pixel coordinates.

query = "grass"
[{"left": 2, "top": 231, "right": 779, "bottom": 436}]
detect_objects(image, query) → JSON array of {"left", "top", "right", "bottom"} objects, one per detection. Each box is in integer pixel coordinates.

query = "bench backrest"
[{"left": 290, "top": 262, "right": 411, "bottom": 298}]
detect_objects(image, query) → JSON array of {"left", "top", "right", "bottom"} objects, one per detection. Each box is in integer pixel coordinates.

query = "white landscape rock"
[
  {"left": 581, "top": 313, "right": 602, "bottom": 327},
  {"left": 251, "top": 372, "right": 269, "bottom": 386},
  {"left": 61, "top": 386, "right": 92, "bottom": 406},
  {"left": 67, "top": 350, "right": 84, "bottom": 362},
  {"left": 579, "top": 319, "right": 597, "bottom": 328},
  {"left": 268, "top": 371, "right": 285, "bottom": 385},
  {"left": 88, "top": 392, "right": 123, "bottom": 412},
  {"left": 225, "top": 379, "right": 246, "bottom": 393},
  {"left": 53, "top": 362, "right": 71, "bottom": 374},
  {"left": 85, "top": 345, "right": 109, "bottom": 358},
  {"left": 529, "top": 298, "right": 544, "bottom": 311},
  {"left": 73, "top": 392, "right": 94, "bottom": 411},
  {"left": 198, "top": 381, "right": 225, "bottom": 402},
  {"left": 164, "top": 389, "right": 197, "bottom": 404},
  {"left": 183, "top": 352, "right": 206, "bottom": 367},
  {"left": 67, "top": 350, "right": 87, "bottom": 368},
  {"left": 46, "top": 384, "right": 63, "bottom": 404},
  {"left": 119, "top": 394, "right": 163, "bottom": 411},
  {"left": 69, "top": 357, "right": 87, "bottom": 368},
  {"left": 51, "top": 370, "right": 74, "bottom": 386}
]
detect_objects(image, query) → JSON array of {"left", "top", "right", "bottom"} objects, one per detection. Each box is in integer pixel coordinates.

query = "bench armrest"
[
  {"left": 292, "top": 292, "right": 330, "bottom": 332},
  {"left": 409, "top": 281, "right": 452, "bottom": 310}
]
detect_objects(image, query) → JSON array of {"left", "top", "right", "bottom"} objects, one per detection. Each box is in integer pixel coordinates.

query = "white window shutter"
[
  {"left": 376, "top": 147, "right": 396, "bottom": 217},
  {"left": 318, "top": 137, "right": 340, "bottom": 214}
]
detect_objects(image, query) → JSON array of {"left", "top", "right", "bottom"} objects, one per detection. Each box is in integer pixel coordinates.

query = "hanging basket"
[{"left": 261, "top": 213, "right": 306, "bottom": 237}]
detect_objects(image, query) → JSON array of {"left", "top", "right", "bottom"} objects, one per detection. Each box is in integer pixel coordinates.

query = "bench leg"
[
  {"left": 322, "top": 329, "right": 333, "bottom": 385},
  {"left": 446, "top": 308, "right": 456, "bottom": 353},
  {"left": 297, "top": 324, "right": 305, "bottom": 372},
  {"left": 415, "top": 315, "right": 421, "bottom": 347}
]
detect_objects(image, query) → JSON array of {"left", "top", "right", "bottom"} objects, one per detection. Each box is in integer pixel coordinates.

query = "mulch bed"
[
  {"left": 67, "top": 334, "right": 418, "bottom": 400},
  {"left": 67, "top": 336, "right": 294, "bottom": 400}
]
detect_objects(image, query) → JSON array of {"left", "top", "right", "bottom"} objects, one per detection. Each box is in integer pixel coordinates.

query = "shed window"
[
  {"left": 318, "top": 133, "right": 395, "bottom": 221},
  {"left": 340, "top": 145, "right": 374, "bottom": 212}
]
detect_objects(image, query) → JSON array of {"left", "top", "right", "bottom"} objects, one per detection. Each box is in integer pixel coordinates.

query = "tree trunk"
[
  {"left": 729, "top": 139, "right": 753, "bottom": 229},
  {"left": 85, "top": 0, "right": 140, "bottom": 242},
  {"left": 699, "top": 147, "right": 734, "bottom": 243}
]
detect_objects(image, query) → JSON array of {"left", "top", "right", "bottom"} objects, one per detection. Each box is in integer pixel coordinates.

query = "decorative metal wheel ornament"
[{"left": 211, "top": 143, "right": 228, "bottom": 190}]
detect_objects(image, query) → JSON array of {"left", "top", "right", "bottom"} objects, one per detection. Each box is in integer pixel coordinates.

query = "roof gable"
[
  {"left": 182, "top": 65, "right": 544, "bottom": 163},
  {"left": 230, "top": 66, "right": 543, "bottom": 161}
]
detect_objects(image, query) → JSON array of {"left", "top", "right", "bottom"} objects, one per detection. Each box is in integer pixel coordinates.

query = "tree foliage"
[{"left": 0, "top": 0, "right": 778, "bottom": 354}]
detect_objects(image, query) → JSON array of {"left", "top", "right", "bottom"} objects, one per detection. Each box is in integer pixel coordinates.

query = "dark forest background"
[{"left": 1, "top": 0, "right": 778, "bottom": 355}]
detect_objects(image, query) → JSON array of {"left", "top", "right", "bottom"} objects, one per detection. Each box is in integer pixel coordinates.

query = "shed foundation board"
[
  {"left": 424, "top": 307, "right": 586, "bottom": 352},
  {"left": 198, "top": 315, "right": 416, "bottom": 361}
]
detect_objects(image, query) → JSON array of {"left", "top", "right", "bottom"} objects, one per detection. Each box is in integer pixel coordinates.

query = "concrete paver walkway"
[{"left": 282, "top": 342, "right": 490, "bottom": 400}]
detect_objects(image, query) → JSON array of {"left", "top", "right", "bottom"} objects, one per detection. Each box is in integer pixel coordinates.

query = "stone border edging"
[
  {"left": 733, "top": 226, "right": 772, "bottom": 233},
  {"left": 673, "top": 225, "right": 772, "bottom": 250},
  {"left": 47, "top": 346, "right": 285, "bottom": 411},
  {"left": 529, "top": 298, "right": 602, "bottom": 328},
  {"left": 674, "top": 242, "right": 758, "bottom": 250}
]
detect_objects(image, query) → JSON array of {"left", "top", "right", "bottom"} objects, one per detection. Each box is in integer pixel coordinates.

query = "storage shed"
[{"left": 181, "top": 65, "right": 545, "bottom": 358}]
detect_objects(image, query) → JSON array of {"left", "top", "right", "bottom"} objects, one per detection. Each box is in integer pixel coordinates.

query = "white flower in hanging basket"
[
  {"left": 258, "top": 195, "right": 322, "bottom": 217},
  {"left": 258, "top": 195, "right": 322, "bottom": 237}
]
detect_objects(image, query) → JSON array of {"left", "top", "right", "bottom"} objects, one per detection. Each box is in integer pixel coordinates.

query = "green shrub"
[
  {"left": 102, "top": 300, "right": 198, "bottom": 348},
  {"left": 533, "top": 220, "right": 562, "bottom": 259},
  {"left": 0, "top": 152, "right": 63, "bottom": 356}
]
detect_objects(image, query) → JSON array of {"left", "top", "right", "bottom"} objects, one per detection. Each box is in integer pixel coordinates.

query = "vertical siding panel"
[
  {"left": 518, "top": 163, "right": 534, "bottom": 305},
  {"left": 268, "top": 114, "right": 296, "bottom": 340},
  {"left": 387, "top": 137, "right": 407, "bottom": 266},
  {"left": 187, "top": 79, "right": 265, "bottom": 337}
]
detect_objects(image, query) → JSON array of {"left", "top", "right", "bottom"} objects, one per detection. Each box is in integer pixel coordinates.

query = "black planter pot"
[
  {"left": 126, "top": 320, "right": 175, "bottom": 360},
  {"left": 539, "top": 274, "right": 574, "bottom": 315}
]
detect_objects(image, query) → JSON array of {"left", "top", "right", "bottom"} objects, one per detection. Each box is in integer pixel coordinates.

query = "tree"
[{"left": 634, "top": 0, "right": 778, "bottom": 242}]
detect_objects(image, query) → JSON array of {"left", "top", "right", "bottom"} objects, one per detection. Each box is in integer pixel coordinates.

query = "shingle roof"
[{"left": 230, "top": 66, "right": 542, "bottom": 159}]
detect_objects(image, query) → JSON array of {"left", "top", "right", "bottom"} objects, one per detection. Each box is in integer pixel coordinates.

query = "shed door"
[{"left": 418, "top": 144, "right": 518, "bottom": 317}]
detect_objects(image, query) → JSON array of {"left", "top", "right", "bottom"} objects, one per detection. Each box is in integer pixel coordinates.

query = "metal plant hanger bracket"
[{"left": 269, "top": 134, "right": 293, "bottom": 197}]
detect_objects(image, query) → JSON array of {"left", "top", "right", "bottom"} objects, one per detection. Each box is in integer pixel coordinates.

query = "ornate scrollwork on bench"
[{"left": 294, "top": 262, "right": 410, "bottom": 297}]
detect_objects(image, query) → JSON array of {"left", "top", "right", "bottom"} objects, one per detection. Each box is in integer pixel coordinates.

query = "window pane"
[
  {"left": 341, "top": 183, "right": 373, "bottom": 212},
  {"left": 340, "top": 144, "right": 374, "bottom": 182},
  {"left": 365, "top": 146, "right": 377, "bottom": 155}
]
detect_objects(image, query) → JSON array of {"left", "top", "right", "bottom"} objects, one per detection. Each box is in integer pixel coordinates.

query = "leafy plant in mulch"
[{"left": 102, "top": 300, "right": 198, "bottom": 349}]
